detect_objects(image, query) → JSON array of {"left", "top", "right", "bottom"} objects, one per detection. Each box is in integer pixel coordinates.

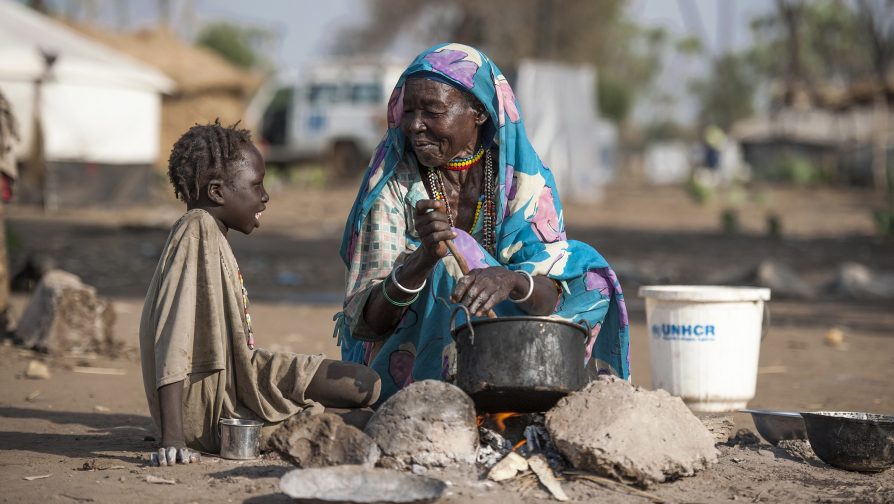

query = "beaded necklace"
[
  {"left": 237, "top": 270, "right": 255, "bottom": 349},
  {"left": 445, "top": 145, "right": 485, "bottom": 171},
  {"left": 426, "top": 149, "right": 496, "bottom": 255}
]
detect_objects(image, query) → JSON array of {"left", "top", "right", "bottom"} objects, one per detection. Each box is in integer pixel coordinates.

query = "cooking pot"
[{"left": 450, "top": 305, "right": 589, "bottom": 413}]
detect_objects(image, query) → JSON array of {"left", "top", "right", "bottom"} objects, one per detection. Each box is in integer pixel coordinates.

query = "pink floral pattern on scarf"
[
  {"left": 387, "top": 85, "right": 404, "bottom": 129},
  {"left": 495, "top": 75, "right": 520, "bottom": 126},
  {"left": 530, "top": 186, "right": 564, "bottom": 243}
]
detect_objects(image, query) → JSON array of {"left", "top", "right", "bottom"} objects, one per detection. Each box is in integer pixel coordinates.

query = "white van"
[{"left": 249, "top": 58, "right": 404, "bottom": 176}]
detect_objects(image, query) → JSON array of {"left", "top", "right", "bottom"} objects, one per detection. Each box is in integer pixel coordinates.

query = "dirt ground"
[{"left": 1, "top": 181, "right": 892, "bottom": 503}]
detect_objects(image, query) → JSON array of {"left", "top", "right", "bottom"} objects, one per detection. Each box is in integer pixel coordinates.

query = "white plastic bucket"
[{"left": 639, "top": 285, "right": 771, "bottom": 412}]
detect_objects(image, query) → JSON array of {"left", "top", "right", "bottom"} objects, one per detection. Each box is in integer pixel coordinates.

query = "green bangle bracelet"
[{"left": 382, "top": 277, "right": 419, "bottom": 307}]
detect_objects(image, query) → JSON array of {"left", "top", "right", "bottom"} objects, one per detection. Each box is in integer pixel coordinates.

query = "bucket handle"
[
  {"left": 761, "top": 303, "right": 771, "bottom": 341},
  {"left": 449, "top": 304, "right": 474, "bottom": 345}
]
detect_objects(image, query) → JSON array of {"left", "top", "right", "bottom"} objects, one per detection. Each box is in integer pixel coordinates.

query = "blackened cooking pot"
[{"left": 450, "top": 305, "right": 589, "bottom": 413}]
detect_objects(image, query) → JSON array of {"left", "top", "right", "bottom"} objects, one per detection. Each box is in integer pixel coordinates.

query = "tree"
[
  {"left": 749, "top": 1, "right": 876, "bottom": 106},
  {"left": 689, "top": 53, "right": 756, "bottom": 130},
  {"left": 196, "top": 22, "right": 272, "bottom": 71},
  {"left": 856, "top": 0, "right": 894, "bottom": 195},
  {"left": 335, "top": 0, "right": 665, "bottom": 126}
]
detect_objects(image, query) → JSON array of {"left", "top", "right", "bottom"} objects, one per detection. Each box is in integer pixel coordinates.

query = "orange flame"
[
  {"left": 492, "top": 412, "right": 522, "bottom": 432},
  {"left": 512, "top": 439, "right": 527, "bottom": 452}
]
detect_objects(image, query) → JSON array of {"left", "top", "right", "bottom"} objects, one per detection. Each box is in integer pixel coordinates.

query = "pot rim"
[{"left": 452, "top": 315, "right": 589, "bottom": 339}]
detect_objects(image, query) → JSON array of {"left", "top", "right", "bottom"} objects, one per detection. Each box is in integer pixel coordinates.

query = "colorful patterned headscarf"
[{"left": 339, "top": 43, "right": 630, "bottom": 378}]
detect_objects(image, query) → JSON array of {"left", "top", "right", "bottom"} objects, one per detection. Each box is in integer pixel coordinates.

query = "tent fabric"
[
  {"left": 515, "top": 60, "right": 617, "bottom": 203},
  {"left": 0, "top": 0, "right": 174, "bottom": 165},
  {"left": 0, "top": 0, "right": 174, "bottom": 93}
]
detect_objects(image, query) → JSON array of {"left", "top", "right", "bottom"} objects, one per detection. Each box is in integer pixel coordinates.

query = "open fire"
[{"left": 476, "top": 411, "right": 564, "bottom": 472}]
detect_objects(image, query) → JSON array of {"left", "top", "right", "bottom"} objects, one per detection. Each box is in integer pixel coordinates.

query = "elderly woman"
[{"left": 335, "top": 43, "right": 629, "bottom": 402}]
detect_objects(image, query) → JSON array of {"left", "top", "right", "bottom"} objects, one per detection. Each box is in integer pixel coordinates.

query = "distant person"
[
  {"left": 0, "top": 89, "right": 19, "bottom": 336},
  {"left": 699, "top": 124, "right": 726, "bottom": 186},
  {"left": 140, "top": 121, "right": 380, "bottom": 466},
  {"left": 334, "top": 43, "right": 630, "bottom": 403}
]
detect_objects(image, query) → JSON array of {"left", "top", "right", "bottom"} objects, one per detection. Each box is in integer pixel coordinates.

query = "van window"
[
  {"left": 309, "top": 84, "right": 339, "bottom": 104},
  {"left": 351, "top": 83, "right": 382, "bottom": 104},
  {"left": 261, "top": 87, "right": 293, "bottom": 146}
]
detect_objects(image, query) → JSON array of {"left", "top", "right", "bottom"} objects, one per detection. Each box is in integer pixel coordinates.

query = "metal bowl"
[
  {"left": 801, "top": 411, "right": 894, "bottom": 472},
  {"left": 741, "top": 409, "right": 807, "bottom": 445}
]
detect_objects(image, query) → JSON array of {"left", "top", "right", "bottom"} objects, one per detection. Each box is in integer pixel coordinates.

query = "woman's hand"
[
  {"left": 452, "top": 266, "right": 524, "bottom": 317},
  {"left": 414, "top": 199, "right": 456, "bottom": 263}
]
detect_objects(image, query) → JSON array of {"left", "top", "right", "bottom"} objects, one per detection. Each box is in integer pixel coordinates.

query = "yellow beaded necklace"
[
  {"left": 445, "top": 146, "right": 485, "bottom": 171},
  {"left": 428, "top": 167, "right": 482, "bottom": 233}
]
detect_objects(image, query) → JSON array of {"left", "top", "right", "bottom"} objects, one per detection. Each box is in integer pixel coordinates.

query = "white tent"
[
  {"left": 516, "top": 60, "right": 617, "bottom": 204},
  {"left": 0, "top": 0, "right": 174, "bottom": 165}
]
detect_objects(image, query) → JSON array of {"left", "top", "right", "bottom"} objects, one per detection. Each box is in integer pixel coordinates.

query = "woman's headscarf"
[{"left": 339, "top": 43, "right": 630, "bottom": 378}]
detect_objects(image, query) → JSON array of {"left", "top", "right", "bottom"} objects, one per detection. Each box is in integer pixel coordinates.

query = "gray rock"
[
  {"left": 364, "top": 380, "right": 478, "bottom": 468},
  {"left": 268, "top": 412, "right": 380, "bottom": 468},
  {"left": 835, "top": 262, "right": 894, "bottom": 299},
  {"left": 545, "top": 377, "right": 717, "bottom": 486},
  {"left": 14, "top": 270, "right": 117, "bottom": 354},
  {"left": 755, "top": 260, "right": 815, "bottom": 299},
  {"left": 279, "top": 466, "right": 446, "bottom": 504}
]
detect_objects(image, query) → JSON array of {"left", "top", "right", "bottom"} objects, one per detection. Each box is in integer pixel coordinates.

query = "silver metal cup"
[{"left": 219, "top": 418, "right": 263, "bottom": 460}]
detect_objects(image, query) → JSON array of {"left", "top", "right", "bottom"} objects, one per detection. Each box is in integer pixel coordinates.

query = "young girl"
[{"left": 140, "top": 121, "right": 380, "bottom": 466}]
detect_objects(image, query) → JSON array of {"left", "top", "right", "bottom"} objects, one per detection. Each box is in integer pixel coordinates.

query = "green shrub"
[{"left": 769, "top": 154, "right": 822, "bottom": 185}]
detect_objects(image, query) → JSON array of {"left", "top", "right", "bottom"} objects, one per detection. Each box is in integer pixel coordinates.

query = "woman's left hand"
[{"left": 451, "top": 267, "right": 521, "bottom": 317}]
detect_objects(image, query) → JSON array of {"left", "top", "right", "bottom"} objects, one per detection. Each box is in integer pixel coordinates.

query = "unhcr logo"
[{"left": 651, "top": 324, "right": 716, "bottom": 341}]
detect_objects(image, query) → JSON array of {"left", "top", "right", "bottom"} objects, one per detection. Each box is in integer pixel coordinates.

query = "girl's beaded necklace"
[{"left": 237, "top": 270, "right": 255, "bottom": 349}]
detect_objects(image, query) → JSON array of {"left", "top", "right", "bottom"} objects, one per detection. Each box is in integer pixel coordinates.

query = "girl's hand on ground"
[
  {"left": 451, "top": 267, "right": 518, "bottom": 316},
  {"left": 149, "top": 446, "right": 200, "bottom": 466}
]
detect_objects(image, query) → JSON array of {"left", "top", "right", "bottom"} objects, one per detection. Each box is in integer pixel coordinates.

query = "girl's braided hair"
[{"left": 167, "top": 119, "right": 253, "bottom": 202}]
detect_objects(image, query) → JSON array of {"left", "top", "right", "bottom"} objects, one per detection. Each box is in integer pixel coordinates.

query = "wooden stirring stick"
[{"left": 445, "top": 239, "right": 498, "bottom": 319}]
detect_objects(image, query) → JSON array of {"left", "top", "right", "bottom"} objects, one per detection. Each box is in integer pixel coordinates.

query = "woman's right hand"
[{"left": 414, "top": 199, "right": 456, "bottom": 262}]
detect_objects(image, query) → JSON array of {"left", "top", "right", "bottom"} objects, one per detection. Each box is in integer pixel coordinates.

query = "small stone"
[
  {"left": 268, "top": 412, "right": 380, "bottom": 468},
  {"left": 365, "top": 380, "right": 478, "bottom": 468},
  {"left": 24, "top": 360, "right": 51, "bottom": 380},
  {"left": 727, "top": 429, "right": 761, "bottom": 447},
  {"left": 824, "top": 327, "right": 844, "bottom": 348},
  {"left": 145, "top": 475, "right": 176, "bottom": 485},
  {"left": 411, "top": 464, "right": 427, "bottom": 475},
  {"left": 94, "top": 405, "right": 111, "bottom": 413},
  {"left": 777, "top": 439, "right": 818, "bottom": 462}
]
